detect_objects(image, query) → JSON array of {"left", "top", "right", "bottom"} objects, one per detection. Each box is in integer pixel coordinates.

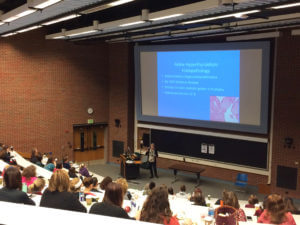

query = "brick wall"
[{"left": 0, "top": 30, "right": 109, "bottom": 159}]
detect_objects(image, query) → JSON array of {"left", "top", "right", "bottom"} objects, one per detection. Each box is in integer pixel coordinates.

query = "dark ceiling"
[{"left": 0, "top": 0, "right": 26, "bottom": 13}]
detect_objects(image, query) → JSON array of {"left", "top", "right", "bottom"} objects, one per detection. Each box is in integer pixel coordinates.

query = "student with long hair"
[
  {"left": 40, "top": 170, "right": 86, "bottom": 212},
  {"left": 0, "top": 166, "right": 35, "bottom": 205},
  {"left": 44, "top": 157, "right": 56, "bottom": 172},
  {"left": 28, "top": 178, "right": 46, "bottom": 195},
  {"left": 89, "top": 182, "right": 130, "bottom": 219},
  {"left": 140, "top": 186, "right": 179, "bottom": 225},
  {"left": 222, "top": 190, "right": 246, "bottom": 222},
  {"left": 21, "top": 165, "right": 37, "bottom": 186},
  {"left": 258, "top": 194, "right": 296, "bottom": 225},
  {"left": 99, "top": 176, "right": 112, "bottom": 191}
]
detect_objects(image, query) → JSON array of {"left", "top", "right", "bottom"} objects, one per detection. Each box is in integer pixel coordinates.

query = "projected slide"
[{"left": 157, "top": 51, "right": 240, "bottom": 123}]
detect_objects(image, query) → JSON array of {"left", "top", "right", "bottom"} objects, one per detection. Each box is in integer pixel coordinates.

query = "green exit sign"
[{"left": 87, "top": 119, "right": 94, "bottom": 124}]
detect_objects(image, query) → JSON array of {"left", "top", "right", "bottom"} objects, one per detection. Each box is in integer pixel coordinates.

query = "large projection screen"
[{"left": 135, "top": 42, "right": 270, "bottom": 134}]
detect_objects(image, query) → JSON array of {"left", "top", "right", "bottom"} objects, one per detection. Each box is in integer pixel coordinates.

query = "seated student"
[
  {"left": 193, "top": 192, "right": 206, "bottom": 206},
  {"left": 258, "top": 194, "right": 296, "bottom": 225},
  {"left": 70, "top": 177, "right": 83, "bottom": 199},
  {"left": 44, "top": 157, "right": 56, "bottom": 172},
  {"left": 245, "top": 194, "right": 259, "bottom": 208},
  {"left": 143, "top": 181, "right": 156, "bottom": 195},
  {"left": 140, "top": 186, "right": 180, "bottom": 225},
  {"left": 0, "top": 146, "right": 12, "bottom": 164},
  {"left": 91, "top": 177, "right": 100, "bottom": 192},
  {"left": 62, "top": 156, "right": 71, "bottom": 170},
  {"left": 100, "top": 176, "right": 112, "bottom": 191},
  {"left": 41, "top": 154, "right": 48, "bottom": 167},
  {"left": 79, "top": 163, "right": 91, "bottom": 177},
  {"left": 30, "top": 148, "right": 40, "bottom": 165},
  {"left": 89, "top": 182, "right": 130, "bottom": 219},
  {"left": 284, "top": 197, "right": 300, "bottom": 215},
  {"left": 68, "top": 167, "right": 78, "bottom": 178},
  {"left": 176, "top": 185, "right": 188, "bottom": 199},
  {"left": 190, "top": 187, "right": 202, "bottom": 202},
  {"left": 115, "top": 178, "right": 131, "bottom": 200},
  {"left": 53, "top": 162, "right": 63, "bottom": 173},
  {"left": 40, "top": 170, "right": 86, "bottom": 213},
  {"left": 222, "top": 190, "right": 247, "bottom": 222},
  {"left": 83, "top": 177, "right": 95, "bottom": 196},
  {"left": 168, "top": 187, "right": 174, "bottom": 196},
  {"left": 28, "top": 178, "right": 46, "bottom": 195},
  {"left": 0, "top": 166, "right": 35, "bottom": 205},
  {"left": 21, "top": 165, "right": 37, "bottom": 186}
]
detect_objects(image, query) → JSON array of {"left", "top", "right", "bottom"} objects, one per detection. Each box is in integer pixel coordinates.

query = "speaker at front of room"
[
  {"left": 112, "top": 140, "right": 124, "bottom": 158},
  {"left": 276, "top": 165, "right": 298, "bottom": 190}
]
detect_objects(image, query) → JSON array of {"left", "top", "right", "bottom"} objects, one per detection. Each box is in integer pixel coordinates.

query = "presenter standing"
[{"left": 146, "top": 143, "right": 158, "bottom": 178}]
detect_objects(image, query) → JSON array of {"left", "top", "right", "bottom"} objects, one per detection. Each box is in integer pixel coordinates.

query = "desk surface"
[{"left": 169, "top": 163, "right": 205, "bottom": 173}]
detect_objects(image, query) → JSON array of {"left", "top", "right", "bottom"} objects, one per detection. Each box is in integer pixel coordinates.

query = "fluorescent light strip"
[
  {"left": 17, "top": 25, "right": 42, "bottom": 33},
  {"left": 42, "top": 14, "right": 80, "bottom": 26},
  {"left": 150, "top": 14, "right": 184, "bottom": 21},
  {"left": 108, "top": 0, "right": 134, "bottom": 7},
  {"left": 119, "top": 21, "right": 145, "bottom": 27},
  {"left": 0, "top": 22, "right": 4, "bottom": 26},
  {"left": 67, "top": 30, "right": 97, "bottom": 37},
  {"left": 53, "top": 36, "right": 65, "bottom": 39},
  {"left": 182, "top": 10, "right": 260, "bottom": 25},
  {"left": 3, "top": 9, "right": 36, "bottom": 22},
  {"left": 1, "top": 32, "right": 17, "bottom": 37},
  {"left": 34, "top": 0, "right": 62, "bottom": 9},
  {"left": 271, "top": 2, "right": 300, "bottom": 9}
]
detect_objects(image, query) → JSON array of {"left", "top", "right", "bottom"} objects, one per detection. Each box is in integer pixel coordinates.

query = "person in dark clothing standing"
[
  {"left": 89, "top": 182, "right": 130, "bottom": 219},
  {"left": 146, "top": 143, "right": 158, "bottom": 178},
  {"left": 0, "top": 166, "right": 35, "bottom": 205},
  {"left": 40, "top": 170, "right": 86, "bottom": 213}
]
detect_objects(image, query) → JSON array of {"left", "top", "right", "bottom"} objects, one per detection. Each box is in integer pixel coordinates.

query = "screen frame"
[{"left": 135, "top": 41, "right": 270, "bottom": 134}]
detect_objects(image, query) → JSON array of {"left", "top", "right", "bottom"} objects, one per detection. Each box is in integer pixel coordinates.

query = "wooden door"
[{"left": 73, "top": 124, "right": 105, "bottom": 163}]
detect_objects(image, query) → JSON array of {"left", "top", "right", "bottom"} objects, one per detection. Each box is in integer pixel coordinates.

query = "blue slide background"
[{"left": 157, "top": 50, "right": 240, "bottom": 121}]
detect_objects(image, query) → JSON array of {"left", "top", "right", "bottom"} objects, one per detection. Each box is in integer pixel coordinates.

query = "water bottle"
[{"left": 79, "top": 186, "right": 84, "bottom": 202}]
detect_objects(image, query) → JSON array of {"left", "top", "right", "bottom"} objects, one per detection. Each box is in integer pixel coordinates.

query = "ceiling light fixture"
[
  {"left": 119, "top": 21, "right": 145, "bottom": 27},
  {"left": 17, "top": 25, "right": 42, "bottom": 33},
  {"left": 1, "top": 32, "right": 17, "bottom": 37},
  {"left": 42, "top": 14, "right": 80, "bottom": 26},
  {"left": 182, "top": 10, "right": 260, "bottom": 25},
  {"left": 271, "top": 2, "right": 300, "bottom": 9},
  {"left": 150, "top": 14, "right": 184, "bottom": 21},
  {"left": 108, "top": 0, "right": 134, "bottom": 7},
  {"left": 67, "top": 30, "right": 97, "bottom": 37},
  {"left": 2, "top": 8, "right": 36, "bottom": 22},
  {"left": 30, "top": 0, "right": 62, "bottom": 9}
]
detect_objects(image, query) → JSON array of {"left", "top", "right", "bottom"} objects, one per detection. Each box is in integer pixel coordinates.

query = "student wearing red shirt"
[
  {"left": 258, "top": 194, "right": 296, "bottom": 225},
  {"left": 140, "top": 186, "right": 180, "bottom": 225}
]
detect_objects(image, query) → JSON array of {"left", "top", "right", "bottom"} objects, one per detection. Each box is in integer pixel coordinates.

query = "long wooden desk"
[{"left": 169, "top": 163, "right": 205, "bottom": 187}]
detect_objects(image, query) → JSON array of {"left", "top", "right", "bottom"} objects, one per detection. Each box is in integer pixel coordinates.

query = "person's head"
[
  {"left": 140, "top": 186, "right": 172, "bottom": 224},
  {"left": 168, "top": 187, "right": 174, "bottom": 195},
  {"left": 150, "top": 143, "right": 155, "bottom": 150},
  {"left": 48, "top": 170, "right": 70, "bottom": 192},
  {"left": 100, "top": 176, "right": 112, "bottom": 190},
  {"left": 193, "top": 187, "right": 202, "bottom": 194},
  {"left": 149, "top": 181, "right": 156, "bottom": 190},
  {"left": 31, "top": 148, "right": 38, "bottom": 157},
  {"left": 284, "top": 197, "right": 298, "bottom": 214},
  {"left": 222, "top": 190, "right": 240, "bottom": 209},
  {"left": 69, "top": 167, "right": 76, "bottom": 174},
  {"left": 70, "top": 178, "right": 82, "bottom": 193},
  {"left": 115, "top": 178, "right": 128, "bottom": 195},
  {"left": 80, "top": 163, "right": 85, "bottom": 169},
  {"left": 83, "top": 177, "right": 93, "bottom": 191},
  {"left": 103, "top": 182, "right": 124, "bottom": 207},
  {"left": 47, "top": 157, "right": 54, "bottom": 164},
  {"left": 180, "top": 185, "right": 186, "bottom": 192},
  {"left": 265, "top": 194, "right": 286, "bottom": 224},
  {"left": 56, "top": 162, "right": 63, "bottom": 169},
  {"left": 28, "top": 178, "right": 45, "bottom": 193},
  {"left": 248, "top": 194, "right": 259, "bottom": 205},
  {"left": 92, "top": 177, "right": 98, "bottom": 189},
  {"left": 194, "top": 192, "right": 205, "bottom": 206},
  {"left": 22, "top": 165, "right": 36, "bottom": 179},
  {"left": 63, "top": 156, "right": 68, "bottom": 163},
  {"left": 4, "top": 166, "right": 22, "bottom": 190}
]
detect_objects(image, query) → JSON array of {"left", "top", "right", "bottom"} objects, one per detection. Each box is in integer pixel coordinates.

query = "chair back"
[{"left": 237, "top": 173, "right": 248, "bottom": 182}]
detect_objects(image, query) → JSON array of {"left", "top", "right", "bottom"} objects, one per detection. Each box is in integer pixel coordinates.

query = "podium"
[{"left": 120, "top": 154, "right": 141, "bottom": 179}]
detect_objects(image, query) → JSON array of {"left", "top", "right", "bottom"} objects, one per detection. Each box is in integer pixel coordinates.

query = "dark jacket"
[
  {"left": 89, "top": 202, "right": 130, "bottom": 219},
  {"left": 0, "top": 187, "right": 35, "bottom": 205},
  {"left": 40, "top": 189, "right": 87, "bottom": 213}
]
